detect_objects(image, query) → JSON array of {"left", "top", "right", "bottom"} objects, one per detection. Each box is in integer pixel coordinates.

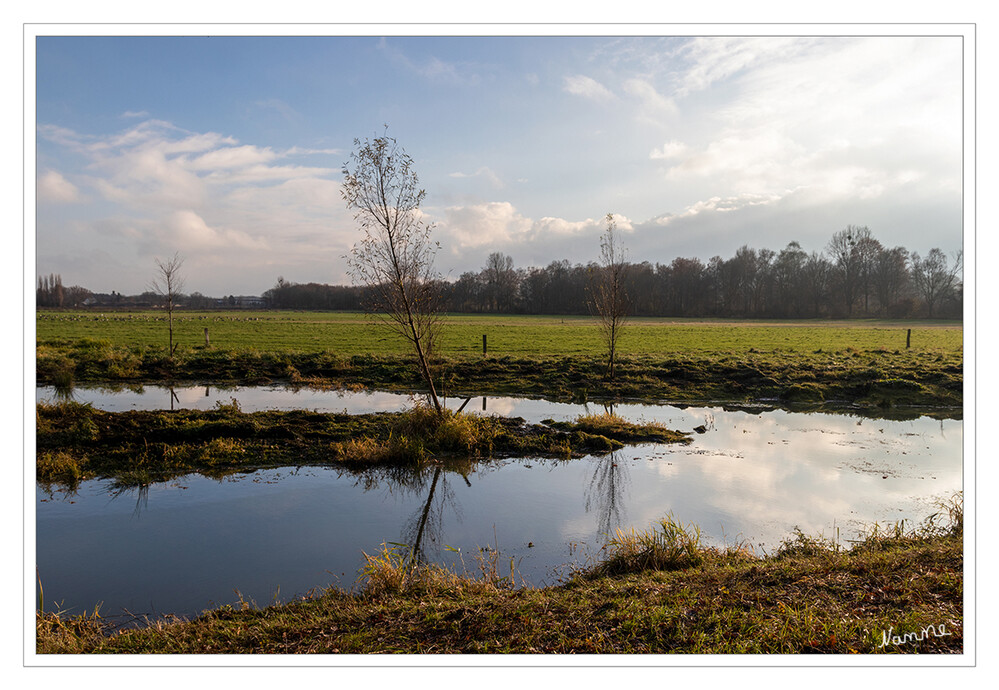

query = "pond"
[{"left": 35, "top": 386, "right": 963, "bottom": 625}]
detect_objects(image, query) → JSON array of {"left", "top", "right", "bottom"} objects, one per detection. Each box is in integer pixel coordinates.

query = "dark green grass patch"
[{"left": 35, "top": 402, "right": 690, "bottom": 486}]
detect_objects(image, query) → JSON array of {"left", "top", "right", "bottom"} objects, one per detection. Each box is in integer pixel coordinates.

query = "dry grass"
[{"left": 36, "top": 496, "right": 963, "bottom": 655}]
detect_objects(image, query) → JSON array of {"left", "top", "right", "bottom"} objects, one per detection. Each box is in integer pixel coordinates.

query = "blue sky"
[{"left": 34, "top": 32, "right": 967, "bottom": 296}]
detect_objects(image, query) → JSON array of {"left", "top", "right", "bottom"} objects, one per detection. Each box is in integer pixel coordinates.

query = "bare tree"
[
  {"left": 483, "top": 252, "right": 517, "bottom": 312},
  {"left": 589, "top": 213, "right": 630, "bottom": 380},
  {"left": 150, "top": 252, "right": 185, "bottom": 357},
  {"left": 911, "top": 248, "right": 963, "bottom": 317},
  {"left": 826, "top": 225, "right": 872, "bottom": 317},
  {"left": 872, "top": 246, "right": 909, "bottom": 316},
  {"left": 341, "top": 130, "right": 445, "bottom": 414}
]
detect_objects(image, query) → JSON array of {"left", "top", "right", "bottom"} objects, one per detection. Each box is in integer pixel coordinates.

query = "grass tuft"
[
  {"left": 590, "top": 513, "right": 704, "bottom": 576},
  {"left": 36, "top": 450, "right": 84, "bottom": 484}
]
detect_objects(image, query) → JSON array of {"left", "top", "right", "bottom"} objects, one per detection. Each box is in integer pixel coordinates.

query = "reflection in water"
[
  {"left": 53, "top": 382, "right": 75, "bottom": 402},
  {"left": 331, "top": 463, "right": 466, "bottom": 565},
  {"left": 36, "top": 384, "right": 960, "bottom": 425},
  {"left": 584, "top": 450, "right": 630, "bottom": 538},
  {"left": 108, "top": 482, "right": 151, "bottom": 519},
  {"left": 35, "top": 387, "right": 963, "bottom": 622},
  {"left": 405, "top": 467, "right": 454, "bottom": 564}
]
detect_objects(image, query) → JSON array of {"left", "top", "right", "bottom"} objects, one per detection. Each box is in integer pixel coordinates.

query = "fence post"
[
  {"left": 906, "top": 329, "right": 911, "bottom": 349},
  {"left": 483, "top": 334, "right": 487, "bottom": 356},
  {"left": 204, "top": 328, "right": 210, "bottom": 348}
]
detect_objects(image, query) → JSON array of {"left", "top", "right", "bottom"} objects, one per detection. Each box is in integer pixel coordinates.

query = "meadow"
[
  {"left": 34, "top": 311, "right": 966, "bottom": 654},
  {"left": 36, "top": 310, "right": 964, "bottom": 410},
  {"left": 36, "top": 309, "right": 962, "bottom": 356}
]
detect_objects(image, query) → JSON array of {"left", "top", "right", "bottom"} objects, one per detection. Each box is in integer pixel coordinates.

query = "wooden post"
[
  {"left": 482, "top": 396, "right": 487, "bottom": 411},
  {"left": 906, "top": 329, "right": 911, "bottom": 349},
  {"left": 204, "top": 328, "right": 210, "bottom": 348},
  {"left": 483, "top": 334, "right": 487, "bottom": 356}
]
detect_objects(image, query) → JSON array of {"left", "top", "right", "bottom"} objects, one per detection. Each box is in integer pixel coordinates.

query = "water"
[{"left": 35, "top": 386, "right": 963, "bottom": 623}]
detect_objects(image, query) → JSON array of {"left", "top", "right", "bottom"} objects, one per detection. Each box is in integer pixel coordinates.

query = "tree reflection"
[
  {"left": 402, "top": 466, "right": 468, "bottom": 565},
  {"left": 347, "top": 462, "right": 468, "bottom": 565},
  {"left": 584, "top": 450, "right": 630, "bottom": 538}
]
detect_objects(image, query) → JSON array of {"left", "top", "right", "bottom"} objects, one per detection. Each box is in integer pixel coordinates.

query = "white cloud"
[
  {"left": 652, "top": 192, "right": 786, "bottom": 226},
  {"left": 664, "top": 129, "right": 803, "bottom": 186},
  {"left": 187, "top": 145, "right": 279, "bottom": 170},
  {"left": 161, "top": 210, "right": 269, "bottom": 252},
  {"left": 36, "top": 118, "right": 347, "bottom": 291},
  {"left": 435, "top": 202, "right": 615, "bottom": 265},
  {"left": 623, "top": 78, "right": 677, "bottom": 122},
  {"left": 448, "top": 166, "right": 504, "bottom": 189},
  {"left": 649, "top": 140, "right": 688, "bottom": 160},
  {"left": 662, "top": 37, "right": 962, "bottom": 210},
  {"left": 532, "top": 216, "right": 602, "bottom": 237},
  {"left": 202, "top": 163, "right": 336, "bottom": 184},
  {"left": 439, "top": 202, "right": 533, "bottom": 249},
  {"left": 37, "top": 123, "right": 92, "bottom": 152},
  {"left": 677, "top": 36, "right": 808, "bottom": 97},
  {"left": 563, "top": 74, "right": 615, "bottom": 102},
  {"left": 46, "top": 119, "right": 341, "bottom": 215},
  {"left": 37, "top": 170, "right": 83, "bottom": 203}
]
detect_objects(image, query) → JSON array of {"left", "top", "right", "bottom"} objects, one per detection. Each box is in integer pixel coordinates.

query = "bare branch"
[
  {"left": 588, "top": 213, "right": 630, "bottom": 380},
  {"left": 150, "top": 252, "right": 185, "bottom": 357},
  {"left": 342, "top": 131, "right": 445, "bottom": 413}
]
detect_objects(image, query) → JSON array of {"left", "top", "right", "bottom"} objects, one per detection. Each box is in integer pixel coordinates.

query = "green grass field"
[
  {"left": 35, "top": 310, "right": 964, "bottom": 409},
  {"left": 36, "top": 310, "right": 963, "bottom": 357}
]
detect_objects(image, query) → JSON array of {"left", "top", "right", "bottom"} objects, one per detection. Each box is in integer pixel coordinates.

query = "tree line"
[
  {"left": 36, "top": 274, "right": 92, "bottom": 308},
  {"left": 264, "top": 225, "right": 962, "bottom": 319},
  {"left": 38, "top": 226, "right": 963, "bottom": 320}
]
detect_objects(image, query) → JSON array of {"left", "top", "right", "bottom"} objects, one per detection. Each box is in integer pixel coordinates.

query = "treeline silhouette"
[
  {"left": 264, "top": 227, "right": 963, "bottom": 319},
  {"left": 39, "top": 226, "right": 963, "bottom": 319}
]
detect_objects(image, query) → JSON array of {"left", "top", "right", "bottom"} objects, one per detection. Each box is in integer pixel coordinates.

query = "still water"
[{"left": 35, "top": 386, "right": 962, "bottom": 623}]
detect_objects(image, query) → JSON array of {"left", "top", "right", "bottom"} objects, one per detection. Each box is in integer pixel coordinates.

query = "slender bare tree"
[
  {"left": 150, "top": 252, "right": 185, "bottom": 358},
  {"left": 911, "top": 248, "right": 963, "bottom": 317},
  {"left": 589, "top": 213, "right": 630, "bottom": 380},
  {"left": 341, "top": 130, "right": 445, "bottom": 414}
]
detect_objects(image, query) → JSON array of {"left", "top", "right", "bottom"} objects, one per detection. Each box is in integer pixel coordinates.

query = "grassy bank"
[
  {"left": 36, "top": 345, "right": 962, "bottom": 412},
  {"left": 35, "top": 312, "right": 963, "bottom": 411},
  {"left": 36, "top": 401, "right": 689, "bottom": 486},
  {"left": 36, "top": 499, "right": 963, "bottom": 655}
]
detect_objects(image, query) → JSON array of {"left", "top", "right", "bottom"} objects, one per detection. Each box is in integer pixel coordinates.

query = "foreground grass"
[
  {"left": 36, "top": 401, "right": 689, "bottom": 486},
  {"left": 37, "top": 502, "right": 963, "bottom": 655}
]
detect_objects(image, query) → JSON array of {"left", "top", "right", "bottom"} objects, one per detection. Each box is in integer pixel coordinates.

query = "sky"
[{"left": 33, "top": 31, "right": 968, "bottom": 297}]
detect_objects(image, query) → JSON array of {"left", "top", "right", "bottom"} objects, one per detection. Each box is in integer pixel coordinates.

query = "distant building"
[{"left": 214, "top": 295, "right": 268, "bottom": 308}]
